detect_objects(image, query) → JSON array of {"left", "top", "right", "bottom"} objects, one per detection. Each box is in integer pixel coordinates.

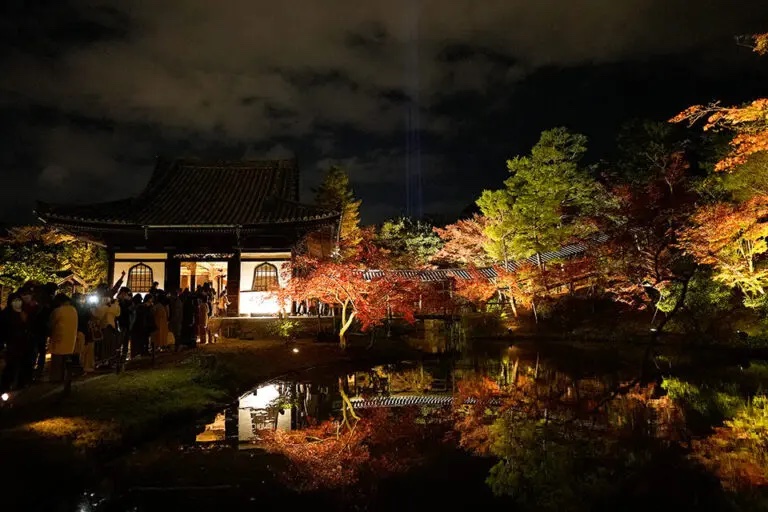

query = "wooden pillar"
[
  {"left": 165, "top": 254, "right": 181, "bottom": 292},
  {"left": 226, "top": 252, "right": 241, "bottom": 317}
]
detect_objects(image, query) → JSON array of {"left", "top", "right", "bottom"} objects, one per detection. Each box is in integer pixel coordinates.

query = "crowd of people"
[{"left": 0, "top": 273, "right": 229, "bottom": 394}]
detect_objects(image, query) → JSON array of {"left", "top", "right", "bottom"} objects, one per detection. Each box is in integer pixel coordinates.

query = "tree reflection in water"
[{"left": 248, "top": 349, "right": 767, "bottom": 509}]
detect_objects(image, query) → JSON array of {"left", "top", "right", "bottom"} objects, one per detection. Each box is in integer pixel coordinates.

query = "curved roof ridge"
[{"left": 36, "top": 157, "right": 333, "bottom": 228}]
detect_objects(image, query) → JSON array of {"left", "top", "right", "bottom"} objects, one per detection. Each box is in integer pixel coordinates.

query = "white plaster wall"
[
  {"left": 113, "top": 259, "right": 166, "bottom": 293},
  {"left": 239, "top": 260, "right": 290, "bottom": 315}
]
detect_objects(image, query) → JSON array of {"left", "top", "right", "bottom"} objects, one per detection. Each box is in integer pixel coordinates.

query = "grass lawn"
[
  {"left": 0, "top": 338, "right": 414, "bottom": 510},
  {"left": 0, "top": 340, "right": 355, "bottom": 452},
  {"left": 21, "top": 364, "right": 227, "bottom": 449}
]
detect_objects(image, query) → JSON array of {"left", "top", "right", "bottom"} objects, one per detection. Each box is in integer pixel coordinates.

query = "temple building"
[{"left": 36, "top": 158, "right": 340, "bottom": 316}]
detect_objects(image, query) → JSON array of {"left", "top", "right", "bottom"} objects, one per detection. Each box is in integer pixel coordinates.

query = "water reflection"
[
  {"left": 196, "top": 341, "right": 638, "bottom": 451},
  {"left": 79, "top": 339, "right": 766, "bottom": 511},
  {"left": 199, "top": 363, "right": 455, "bottom": 447}
]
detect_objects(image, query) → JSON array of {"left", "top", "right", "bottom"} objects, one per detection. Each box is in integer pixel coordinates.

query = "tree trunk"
[
  {"left": 338, "top": 301, "right": 356, "bottom": 349},
  {"left": 511, "top": 357, "right": 519, "bottom": 386},
  {"left": 643, "top": 276, "right": 691, "bottom": 379},
  {"left": 338, "top": 377, "right": 359, "bottom": 431}
]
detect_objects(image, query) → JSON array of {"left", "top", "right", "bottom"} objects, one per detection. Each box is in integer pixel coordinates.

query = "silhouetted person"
[
  {"left": 0, "top": 293, "right": 32, "bottom": 391},
  {"left": 117, "top": 287, "right": 133, "bottom": 362},
  {"left": 130, "top": 294, "right": 155, "bottom": 358}
]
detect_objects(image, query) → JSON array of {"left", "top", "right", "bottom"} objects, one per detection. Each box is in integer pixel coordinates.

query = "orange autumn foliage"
[
  {"left": 451, "top": 376, "right": 503, "bottom": 455},
  {"left": 671, "top": 32, "right": 768, "bottom": 172},
  {"left": 432, "top": 214, "right": 492, "bottom": 267},
  {"left": 671, "top": 99, "right": 768, "bottom": 172},
  {"left": 451, "top": 267, "right": 499, "bottom": 310},
  {"left": 259, "top": 407, "right": 450, "bottom": 491},
  {"left": 678, "top": 195, "right": 768, "bottom": 297},
  {"left": 753, "top": 32, "right": 768, "bottom": 55}
]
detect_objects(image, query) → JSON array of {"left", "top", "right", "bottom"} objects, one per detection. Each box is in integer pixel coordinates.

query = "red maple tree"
[
  {"left": 283, "top": 254, "right": 419, "bottom": 348},
  {"left": 596, "top": 151, "right": 697, "bottom": 309}
]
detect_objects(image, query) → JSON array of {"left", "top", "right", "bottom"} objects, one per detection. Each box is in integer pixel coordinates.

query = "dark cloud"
[{"left": 1, "top": 0, "right": 767, "bottom": 224}]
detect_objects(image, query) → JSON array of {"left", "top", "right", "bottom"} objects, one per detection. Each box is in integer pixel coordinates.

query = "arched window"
[
  {"left": 127, "top": 263, "right": 154, "bottom": 292},
  {"left": 251, "top": 263, "right": 279, "bottom": 292}
]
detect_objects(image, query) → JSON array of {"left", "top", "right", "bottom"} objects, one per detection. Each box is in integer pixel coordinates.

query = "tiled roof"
[
  {"left": 361, "top": 236, "right": 604, "bottom": 282},
  {"left": 36, "top": 158, "right": 339, "bottom": 227}
]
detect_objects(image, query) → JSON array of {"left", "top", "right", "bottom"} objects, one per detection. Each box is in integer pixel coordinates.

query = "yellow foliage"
[
  {"left": 671, "top": 100, "right": 768, "bottom": 172},
  {"left": 754, "top": 33, "right": 768, "bottom": 55},
  {"left": 24, "top": 417, "right": 121, "bottom": 449}
]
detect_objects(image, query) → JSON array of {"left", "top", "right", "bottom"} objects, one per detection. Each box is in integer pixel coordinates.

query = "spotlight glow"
[
  {"left": 1, "top": 392, "right": 9, "bottom": 402},
  {"left": 292, "top": 347, "right": 299, "bottom": 354}
]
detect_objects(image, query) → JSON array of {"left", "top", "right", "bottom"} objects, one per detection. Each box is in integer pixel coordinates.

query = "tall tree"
[
  {"left": 313, "top": 166, "right": 362, "bottom": 253},
  {"left": 376, "top": 217, "right": 443, "bottom": 269},
  {"left": 478, "top": 128, "right": 608, "bottom": 263},
  {"left": 669, "top": 30, "right": 768, "bottom": 313},
  {"left": 596, "top": 150, "right": 697, "bottom": 312}
]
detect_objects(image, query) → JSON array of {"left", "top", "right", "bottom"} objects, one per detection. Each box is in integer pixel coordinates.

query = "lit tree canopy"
[
  {"left": 678, "top": 195, "right": 768, "bottom": 305},
  {"left": 431, "top": 214, "right": 492, "bottom": 267},
  {"left": 376, "top": 217, "right": 443, "bottom": 269},
  {"left": 671, "top": 32, "right": 767, "bottom": 174},
  {"left": 313, "top": 165, "right": 362, "bottom": 253},
  {"left": 0, "top": 226, "right": 107, "bottom": 291},
  {"left": 752, "top": 32, "right": 768, "bottom": 55},
  {"left": 476, "top": 189, "right": 515, "bottom": 265},
  {"left": 283, "top": 255, "right": 418, "bottom": 348},
  {"left": 672, "top": 99, "right": 768, "bottom": 172},
  {"left": 478, "top": 128, "right": 609, "bottom": 263}
]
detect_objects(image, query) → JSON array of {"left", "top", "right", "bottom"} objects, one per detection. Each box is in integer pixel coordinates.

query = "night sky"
[{"left": 2, "top": 0, "right": 767, "bottom": 225}]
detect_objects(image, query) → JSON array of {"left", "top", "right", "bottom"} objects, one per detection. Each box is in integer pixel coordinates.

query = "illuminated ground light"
[
  {"left": 1, "top": 392, "right": 9, "bottom": 402},
  {"left": 292, "top": 347, "right": 300, "bottom": 354}
]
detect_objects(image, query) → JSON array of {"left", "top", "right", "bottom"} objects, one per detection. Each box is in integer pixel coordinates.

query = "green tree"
[
  {"left": 0, "top": 242, "right": 60, "bottom": 290},
  {"left": 655, "top": 272, "right": 735, "bottom": 339},
  {"left": 478, "top": 128, "right": 608, "bottom": 263},
  {"left": 60, "top": 241, "right": 108, "bottom": 287},
  {"left": 376, "top": 217, "right": 443, "bottom": 268},
  {"left": 611, "top": 120, "right": 689, "bottom": 186},
  {"left": 313, "top": 166, "right": 362, "bottom": 252},
  {"left": 0, "top": 226, "right": 107, "bottom": 291},
  {"left": 475, "top": 190, "right": 515, "bottom": 265}
]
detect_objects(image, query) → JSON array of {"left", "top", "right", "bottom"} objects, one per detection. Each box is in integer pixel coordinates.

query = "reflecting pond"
[{"left": 73, "top": 340, "right": 768, "bottom": 512}]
